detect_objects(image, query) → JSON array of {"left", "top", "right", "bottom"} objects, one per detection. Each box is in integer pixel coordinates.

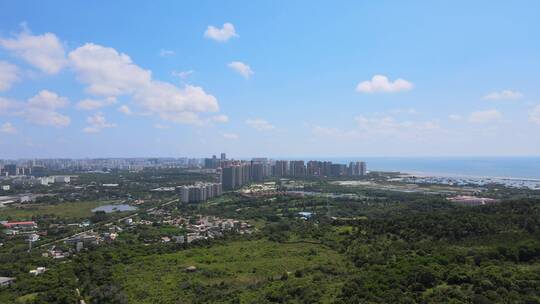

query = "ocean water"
[{"left": 320, "top": 157, "right": 540, "bottom": 179}]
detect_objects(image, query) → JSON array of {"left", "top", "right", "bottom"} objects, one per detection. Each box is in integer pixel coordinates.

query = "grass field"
[
  {"left": 113, "top": 239, "right": 351, "bottom": 303},
  {"left": 0, "top": 200, "right": 119, "bottom": 220}
]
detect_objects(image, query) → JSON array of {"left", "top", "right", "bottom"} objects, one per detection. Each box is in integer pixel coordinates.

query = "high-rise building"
[
  {"left": 204, "top": 155, "right": 220, "bottom": 169},
  {"left": 274, "top": 160, "right": 289, "bottom": 177},
  {"left": 359, "top": 161, "right": 367, "bottom": 176},
  {"left": 220, "top": 153, "right": 226, "bottom": 161},
  {"left": 251, "top": 163, "right": 265, "bottom": 182},
  {"left": 3, "top": 164, "right": 17, "bottom": 176},
  {"left": 222, "top": 166, "right": 236, "bottom": 190},
  {"left": 348, "top": 161, "right": 367, "bottom": 176},
  {"left": 178, "top": 182, "right": 222, "bottom": 203},
  {"left": 222, "top": 163, "right": 253, "bottom": 190},
  {"left": 289, "top": 160, "right": 306, "bottom": 177},
  {"left": 307, "top": 161, "right": 322, "bottom": 176},
  {"left": 330, "top": 164, "right": 346, "bottom": 176}
]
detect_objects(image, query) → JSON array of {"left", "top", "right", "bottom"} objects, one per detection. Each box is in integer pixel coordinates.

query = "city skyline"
[{"left": 1, "top": 1, "right": 540, "bottom": 158}]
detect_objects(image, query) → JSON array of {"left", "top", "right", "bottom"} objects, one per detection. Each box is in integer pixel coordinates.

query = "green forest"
[{"left": 1, "top": 190, "right": 539, "bottom": 303}]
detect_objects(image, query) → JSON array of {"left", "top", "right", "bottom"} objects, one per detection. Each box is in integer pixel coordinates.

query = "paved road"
[{"left": 36, "top": 198, "right": 179, "bottom": 249}]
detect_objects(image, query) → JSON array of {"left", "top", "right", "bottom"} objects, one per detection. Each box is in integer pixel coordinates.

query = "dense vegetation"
[{"left": 1, "top": 175, "right": 539, "bottom": 303}]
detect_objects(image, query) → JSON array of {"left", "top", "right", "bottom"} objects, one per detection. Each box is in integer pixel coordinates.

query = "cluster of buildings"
[
  {"left": 142, "top": 209, "right": 253, "bottom": 244},
  {"left": 8, "top": 175, "right": 71, "bottom": 187},
  {"left": 1, "top": 221, "right": 38, "bottom": 236},
  {"left": 0, "top": 158, "right": 206, "bottom": 173},
  {"left": 214, "top": 156, "right": 367, "bottom": 190},
  {"left": 447, "top": 195, "right": 498, "bottom": 206},
  {"left": 177, "top": 182, "right": 223, "bottom": 203}
]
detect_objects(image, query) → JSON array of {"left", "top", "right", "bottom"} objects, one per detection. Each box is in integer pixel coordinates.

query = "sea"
[{"left": 308, "top": 157, "right": 540, "bottom": 180}]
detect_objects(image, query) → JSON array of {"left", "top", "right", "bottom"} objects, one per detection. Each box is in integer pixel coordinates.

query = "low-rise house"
[
  {"left": 29, "top": 267, "right": 46, "bottom": 276},
  {"left": 0, "top": 277, "right": 15, "bottom": 287},
  {"left": 2, "top": 221, "right": 37, "bottom": 230}
]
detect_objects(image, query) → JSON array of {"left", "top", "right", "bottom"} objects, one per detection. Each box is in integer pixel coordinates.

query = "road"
[{"left": 36, "top": 198, "right": 179, "bottom": 249}]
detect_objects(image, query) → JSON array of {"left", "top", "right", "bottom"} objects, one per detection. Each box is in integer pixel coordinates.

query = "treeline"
[{"left": 337, "top": 199, "right": 540, "bottom": 303}]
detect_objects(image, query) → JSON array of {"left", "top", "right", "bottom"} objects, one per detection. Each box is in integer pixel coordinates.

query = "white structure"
[
  {"left": 0, "top": 277, "right": 15, "bottom": 287},
  {"left": 53, "top": 176, "right": 70, "bottom": 183},
  {"left": 29, "top": 267, "right": 46, "bottom": 276}
]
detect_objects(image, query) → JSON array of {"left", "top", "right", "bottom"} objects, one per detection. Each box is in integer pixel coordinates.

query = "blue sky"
[{"left": 0, "top": 1, "right": 539, "bottom": 158}]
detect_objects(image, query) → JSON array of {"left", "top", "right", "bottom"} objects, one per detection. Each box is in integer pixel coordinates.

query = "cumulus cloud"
[
  {"left": 20, "top": 90, "right": 70, "bottom": 127},
  {"left": 22, "top": 108, "right": 70, "bottom": 127},
  {"left": 0, "top": 97, "right": 16, "bottom": 114},
  {"left": 76, "top": 97, "right": 116, "bottom": 110},
  {"left": 172, "top": 70, "right": 193, "bottom": 80},
  {"left": 468, "top": 109, "right": 502, "bottom": 123},
  {"left": 69, "top": 43, "right": 151, "bottom": 96},
  {"left": 159, "top": 49, "right": 175, "bottom": 57},
  {"left": 134, "top": 82, "right": 219, "bottom": 123},
  {"left": 355, "top": 115, "right": 439, "bottom": 134},
  {"left": 448, "top": 114, "right": 462, "bottom": 121},
  {"left": 83, "top": 113, "right": 116, "bottom": 133},
  {"left": 311, "top": 125, "right": 353, "bottom": 138},
  {"left": 311, "top": 116, "right": 440, "bottom": 140},
  {"left": 228, "top": 61, "right": 253, "bottom": 79},
  {"left": 0, "top": 28, "right": 67, "bottom": 74},
  {"left": 0, "top": 61, "right": 20, "bottom": 91},
  {"left": 204, "top": 23, "right": 238, "bottom": 42},
  {"left": 483, "top": 90, "right": 523, "bottom": 101},
  {"left": 154, "top": 123, "right": 170, "bottom": 129},
  {"left": 356, "top": 75, "right": 413, "bottom": 93},
  {"left": 530, "top": 105, "right": 540, "bottom": 125},
  {"left": 69, "top": 43, "right": 220, "bottom": 124},
  {"left": 222, "top": 132, "right": 239, "bottom": 139},
  {"left": 27, "top": 90, "right": 68, "bottom": 109},
  {"left": 246, "top": 118, "right": 275, "bottom": 131},
  {"left": 210, "top": 114, "right": 229, "bottom": 123},
  {"left": 117, "top": 105, "right": 133, "bottom": 115},
  {"left": 0, "top": 122, "right": 16, "bottom": 134}
]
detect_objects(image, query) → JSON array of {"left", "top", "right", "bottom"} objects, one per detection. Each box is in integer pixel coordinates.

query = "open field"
[
  {"left": 113, "top": 239, "right": 351, "bottom": 303},
  {"left": 0, "top": 200, "right": 120, "bottom": 220}
]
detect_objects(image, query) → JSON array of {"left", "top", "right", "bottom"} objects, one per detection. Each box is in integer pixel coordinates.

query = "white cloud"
[
  {"left": 69, "top": 43, "right": 151, "bottom": 96},
  {"left": 222, "top": 132, "right": 239, "bottom": 139},
  {"left": 22, "top": 107, "right": 70, "bottom": 127},
  {"left": 311, "top": 116, "right": 441, "bottom": 141},
  {"left": 172, "top": 70, "right": 194, "bottom": 80},
  {"left": 529, "top": 105, "right": 540, "bottom": 125},
  {"left": 390, "top": 108, "right": 418, "bottom": 115},
  {"left": 20, "top": 90, "right": 70, "bottom": 127},
  {"left": 210, "top": 114, "right": 229, "bottom": 123},
  {"left": 0, "top": 28, "right": 67, "bottom": 74},
  {"left": 311, "top": 125, "right": 351, "bottom": 137},
  {"left": 356, "top": 75, "right": 413, "bottom": 93},
  {"left": 246, "top": 118, "right": 275, "bottom": 131},
  {"left": 0, "top": 97, "right": 16, "bottom": 114},
  {"left": 448, "top": 114, "right": 462, "bottom": 121},
  {"left": 27, "top": 90, "right": 68, "bottom": 109},
  {"left": 117, "top": 105, "right": 133, "bottom": 115},
  {"left": 159, "top": 49, "right": 175, "bottom": 57},
  {"left": 154, "top": 123, "right": 170, "bottom": 129},
  {"left": 228, "top": 61, "right": 253, "bottom": 79},
  {"left": 204, "top": 23, "right": 238, "bottom": 42},
  {"left": 83, "top": 113, "right": 116, "bottom": 133},
  {"left": 134, "top": 82, "right": 219, "bottom": 124},
  {"left": 76, "top": 97, "right": 116, "bottom": 110},
  {"left": 355, "top": 115, "right": 439, "bottom": 134},
  {"left": 0, "top": 122, "right": 16, "bottom": 134},
  {"left": 483, "top": 90, "right": 523, "bottom": 101},
  {"left": 468, "top": 109, "right": 502, "bottom": 123},
  {"left": 69, "top": 43, "right": 221, "bottom": 124},
  {"left": 0, "top": 61, "right": 20, "bottom": 91}
]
